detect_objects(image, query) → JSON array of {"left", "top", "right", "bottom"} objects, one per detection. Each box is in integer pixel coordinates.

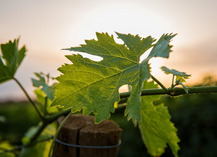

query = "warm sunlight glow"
[
  {"left": 70, "top": 2, "right": 172, "bottom": 41},
  {"left": 67, "top": 2, "right": 172, "bottom": 75},
  {"left": 1, "top": 0, "right": 217, "bottom": 101}
]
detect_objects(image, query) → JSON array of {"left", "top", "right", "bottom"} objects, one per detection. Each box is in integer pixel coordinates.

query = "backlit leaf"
[
  {"left": 139, "top": 80, "right": 180, "bottom": 157},
  {"left": 52, "top": 32, "right": 176, "bottom": 123},
  {"left": 0, "top": 38, "right": 26, "bottom": 83},
  {"left": 32, "top": 73, "right": 55, "bottom": 101},
  {"left": 32, "top": 73, "right": 60, "bottom": 114},
  {"left": 161, "top": 66, "right": 191, "bottom": 82},
  {"left": 146, "top": 33, "right": 177, "bottom": 60}
]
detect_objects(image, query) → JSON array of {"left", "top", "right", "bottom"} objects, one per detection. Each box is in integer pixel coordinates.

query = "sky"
[{"left": 0, "top": 0, "right": 217, "bottom": 101}]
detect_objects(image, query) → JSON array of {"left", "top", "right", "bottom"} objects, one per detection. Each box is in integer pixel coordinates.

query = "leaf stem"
[
  {"left": 13, "top": 77, "right": 44, "bottom": 120},
  {"left": 171, "top": 74, "right": 175, "bottom": 88},
  {"left": 150, "top": 74, "right": 169, "bottom": 93},
  {"left": 44, "top": 97, "right": 48, "bottom": 116},
  {"left": 29, "top": 109, "right": 71, "bottom": 143}
]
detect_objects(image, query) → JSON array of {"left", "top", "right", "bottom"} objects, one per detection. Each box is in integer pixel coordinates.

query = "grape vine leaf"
[
  {"left": 32, "top": 73, "right": 61, "bottom": 114},
  {"left": 32, "top": 73, "right": 55, "bottom": 100},
  {"left": 161, "top": 66, "right": 191, "bottom": 93},
  {"left": 0, "top": 38, "right": 26, "bottom": 83},
  {"left": 161, "top": 66, "right": 191, "bottom": 82},
  {"left": 34, "top": 89, "right": 63, "bottom": 114},
  {"left": 139, "top": 80, "right": 180, "bottom": 157},
  {"left": 52, "top": 32, "right": 176, "bottom": 123}
]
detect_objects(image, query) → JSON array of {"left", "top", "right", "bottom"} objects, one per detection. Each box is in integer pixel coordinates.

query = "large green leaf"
[
  {"left": 0, "top": 38, "right": 26, "bottom": 83},
  {"left": 52, "top": 32, "right": 176, "bottom": 123},
  {"left": 139, "top": 80, "right": 180, "bottom": 157}
]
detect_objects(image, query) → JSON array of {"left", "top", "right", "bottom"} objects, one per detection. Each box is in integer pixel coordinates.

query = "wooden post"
[{"left": 53, "top": 115, "right": 122, "bottom": 157}]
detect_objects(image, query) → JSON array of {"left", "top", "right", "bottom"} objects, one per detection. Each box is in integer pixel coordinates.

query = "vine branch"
[
  {"left": 28, "top": 86, "right": 217, "bottom": 144},
  {"left": 120, "top": 86, "right": 217, "bottom": 99},
  {"left": 1, "top": 84, "right": 217, "bottom": 155},
  {"left": 150, "top": 74, "right": 169, "bottom": 93},
  {"left": 29, "top": 109, "right": 71, "bottom": 143}
]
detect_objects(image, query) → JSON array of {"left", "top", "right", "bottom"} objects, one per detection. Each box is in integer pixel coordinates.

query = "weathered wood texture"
[{"left": 53, "top": 115, "right": 122, "bottom": 157}]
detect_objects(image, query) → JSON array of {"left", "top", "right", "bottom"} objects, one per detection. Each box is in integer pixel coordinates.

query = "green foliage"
[
  {"left": 143, "top": 33, "right": 176, "bottom": 61},
  {"left": 32, "top": 73, "right": 55, "bottom": 101},
  {"left": 32, "top": 73, "right": 61, "bottom": 114},
  {"left": 0, "top": 141, "right": 15, "bottom": 157},
  {"left": 139, "top": 81, "right": 180, "bottom": 157},
  {"left": 161, "top": 66, "right": 191, "bottom": 93},
  {"left": 0, "top": 38, "right": 26, "bottom": 83},
  {"left": 34, "top": 89, "right": 60, "bottom": 114},
  {"left": 161, "top": 66, "right": 190, "bottom": 82},
  {"left": 19, "top": 142, "right": 51, "bottom": 157},
  {"left": 52, "top": 32, "right": 176, "bottom": 123},
  {"left": 19, "top": 124, "right": 55, "bottom": 157},
  {"left": 3, "top": 33, "right": 214, "bottom": 157}
]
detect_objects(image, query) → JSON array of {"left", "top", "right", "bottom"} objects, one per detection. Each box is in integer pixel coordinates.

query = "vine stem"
[
  {"left": 29, "top": 109, "right": 71, "bottom": 143},
  {"left": 120, "top": 86, "right": 217, "bottom": 99},
  {"left": 150, "top": 74, "right": 169, "bottom": 93},
  {"left": 13, "top": 77, "right": 44, "bottom": 120},
  {"left": 29, "top": 85, "right": 217, "bottom": 143},
  {"left": 1, "top": 82, "right": 217, "bottom": 155},
  {"left": 48, "top": 112, "right": 72, "bottom": 157}
]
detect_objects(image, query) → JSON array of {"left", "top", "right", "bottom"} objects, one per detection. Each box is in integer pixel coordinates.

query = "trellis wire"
[{"left": 55, "top": 138, "right": 121, "bottom": 149}]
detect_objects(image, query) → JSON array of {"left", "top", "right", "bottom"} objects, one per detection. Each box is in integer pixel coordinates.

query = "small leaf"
[
  {"left": 32, "top": 73, "right": 60, "bottom": 114},
  {"left": 31, "top": 73, "right": 55, "bottom": 100},
  {"left": 139, "top": 80, "right": 180, "bottom": 157},
  {"left": 0, "top": 38, "right": 26, "bottom": 83},
  {"left": 161, "top": 66, "right": 191, "bottom": 82},
  {"left": 32, "top": 73, "right": 46, "bottom": 88},
  {"left": 34, "top": 89, "right": 62, "bottom": 114}
]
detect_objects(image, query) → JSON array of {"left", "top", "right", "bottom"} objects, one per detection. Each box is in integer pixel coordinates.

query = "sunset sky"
[{"left": 1, "top": 0, "right": 217, "bottom": 101}]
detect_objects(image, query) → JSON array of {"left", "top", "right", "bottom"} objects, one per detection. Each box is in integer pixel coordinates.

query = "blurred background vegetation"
[{"left": 0, "top": 75, "right": 217, "bottom": 157}]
